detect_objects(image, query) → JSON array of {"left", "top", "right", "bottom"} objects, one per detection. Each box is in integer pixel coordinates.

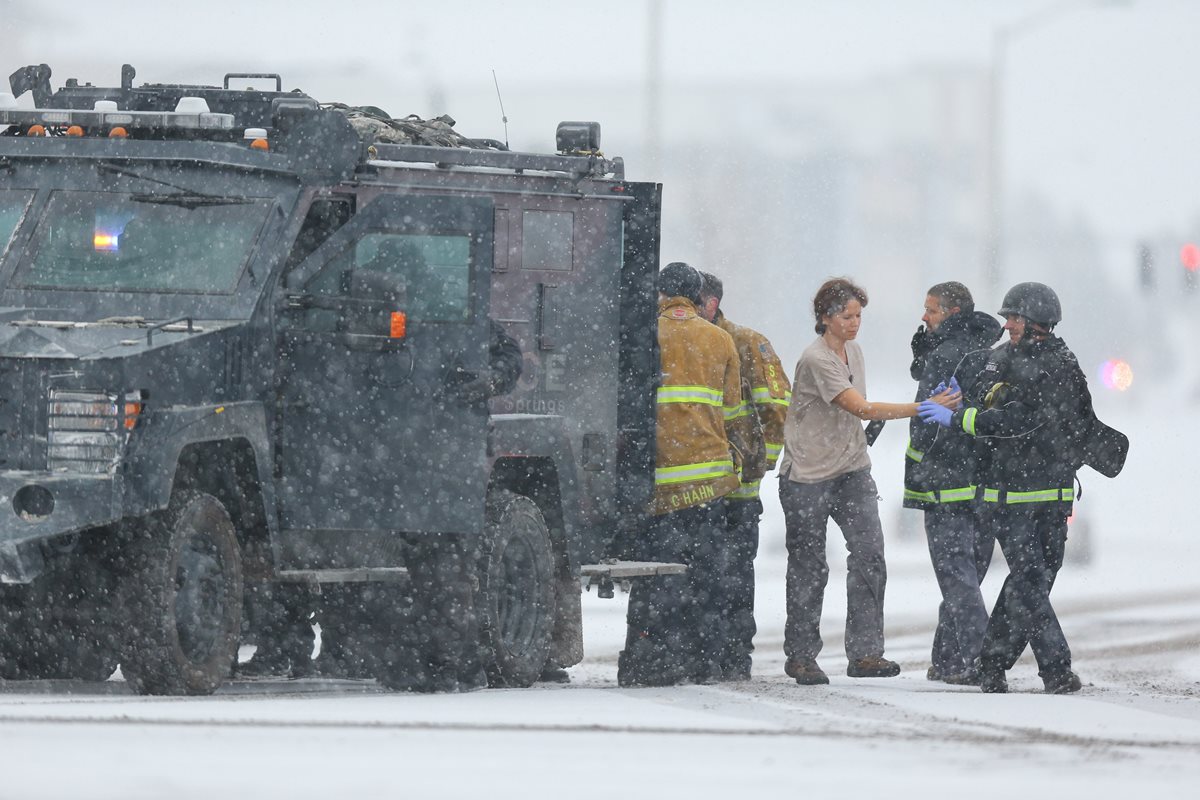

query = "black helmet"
[
  {"left": 658, "top": 261, "right": 703, "bottom": 304},
  {"left": 998, "top": 282, "right": 1061, "bottom": 326}
]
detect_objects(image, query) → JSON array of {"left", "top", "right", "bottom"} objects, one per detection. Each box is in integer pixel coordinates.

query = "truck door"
[{"left": 273, "top": 194, "right": 493, "bottom": 537}]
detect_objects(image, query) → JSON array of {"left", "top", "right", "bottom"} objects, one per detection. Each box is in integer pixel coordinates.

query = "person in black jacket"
[
  {"left": 905, "top": 282, "right": 1002, "bottom": 685},
  {"left": 375, "top": 319, "right": 523, "bottom": 693},
  {"left": 918, "top": 282, "right": 1089, "bottom": 695}
]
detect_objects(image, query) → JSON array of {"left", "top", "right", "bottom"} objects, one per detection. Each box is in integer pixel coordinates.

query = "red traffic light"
[{"left": 1181, "top": 243, "right": 1200, "bottom": 271}]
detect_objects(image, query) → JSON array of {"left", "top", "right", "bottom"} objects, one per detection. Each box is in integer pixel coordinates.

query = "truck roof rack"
[
  {"left": 367, "top": 142, "right": 624, "bottom": 180},
  {"left": 2, "top": 63, "right": 625, "bottom": 181}
]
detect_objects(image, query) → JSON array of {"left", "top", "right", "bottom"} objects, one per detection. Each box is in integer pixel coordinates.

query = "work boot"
[
  {"left": 979, "top": 668, "right": 1008, "bottom": 694},
  {"left": 926, "top": 665, "right": 945, "bottom": 682},
  {"left": 784, "top": 657, "right": 830, "bottom": 685},
  {"left": 288, "top": 655, "right": 314, "bottom": 679},
  {"left": 617, "top": 640, "right": 686, "bottom": 687},
  {"left": 847, "top": 655, "right": 901, "bottom": 678},
  {"left": 943, "top": 669, "right": 981, "bottom": 686},
  {"left": 235, "top": 649, "right": 292, "bottom": 678},
  {"left": 538, "top": 665, "right": 571, "bottom": 684},
  {"left": 1042, "top": 670, "right": 1082, "bottom": 695},
  {"left": 720, "top": 653, "right": 753, "bottom": 681},
  {"left": 690, "top": 661, "right": 724, "bottom": 685},
  {"left": 721, "top": 663, "right": 752, "bottom": 682}
]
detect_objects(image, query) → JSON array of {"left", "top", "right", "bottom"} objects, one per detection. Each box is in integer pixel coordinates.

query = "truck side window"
[
  {"left": 521, "top": 210, "right": 573, "bottom": 272},
  {"left": 0, "top": 190, "right": 34, "bottom": 261},
  {"left": 283, "top": 197, "right": 354, "bottom": 278},
  {"left": 354, "top": 232, "right": 472, "bottom": 323}
]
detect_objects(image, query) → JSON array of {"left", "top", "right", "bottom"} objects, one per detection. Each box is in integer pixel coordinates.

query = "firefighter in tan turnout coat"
[
  {"left": 619, "top": 262, "right": 754, "bottom": 686},
  {"left": 699, "top": 271, "right": 790, "bottom": 679}
]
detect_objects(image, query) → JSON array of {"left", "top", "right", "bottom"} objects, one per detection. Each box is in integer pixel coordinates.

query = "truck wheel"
[
  {"left": 119, "top": 491, "right": 243, "bottom": 695},
  {"left": 479, "top": 491, "right": 556, "bottom": 688}
]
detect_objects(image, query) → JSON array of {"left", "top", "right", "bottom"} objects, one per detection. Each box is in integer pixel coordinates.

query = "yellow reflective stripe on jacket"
[
  {"left": 904, "top": 486, "right": 976, "bottom": 504},
  {"left": 751, "top": 386, "right": 791, "bottom": 406},
  {"left": 982, "top": 487, "right": 1075, "bottom": 504},
  {"left": 724, "top": 401, "right": 752, "bottom": 421},
  {"left": 657, "top": 385, "right": 724, "bottom": 406},
  {"left": 655, "top": 460, "right": 736, "bottom": 485},
  {"left": 906, "top": 441, "right": 924, "bottom": 462},
  {"left": 728, "top": 480, "right": 761, "bottom": 500},
  {"left": 962, "top": 407, "right": 978, "bottom": 436},
  {"left": 765, "top": 442, "right": 783, "bottom": 460}
]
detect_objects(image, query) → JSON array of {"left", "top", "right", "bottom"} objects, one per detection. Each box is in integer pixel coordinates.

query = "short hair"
[
  {"left": 812, "top": 278, "right": 868, "bottom": 335},
  {"left": 699, "top": 271, "right": 723, "bottom": 304},
  {"left": 657, "top": 261, "right": 703, "bottom": 304},
  {"left": 927, "top": 281, "right": 974, "bottom": 316}
]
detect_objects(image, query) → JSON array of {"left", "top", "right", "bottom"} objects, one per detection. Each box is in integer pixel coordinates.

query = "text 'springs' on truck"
[{"left": 0, "top": 64, "right": 676, "bottom": 694}]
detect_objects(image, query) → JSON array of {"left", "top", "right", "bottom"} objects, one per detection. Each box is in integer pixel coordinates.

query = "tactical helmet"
[
  {"left": 998, "top": 281, "right": 1061, "bottom": 326},
  {"left": 658, "top": 261, "right": 703, "bottom": 304}
]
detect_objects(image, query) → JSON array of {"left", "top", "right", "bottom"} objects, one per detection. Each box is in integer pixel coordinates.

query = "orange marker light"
[
  {"left": 123, "top": 400, "right": 143, "bottom": 429},
  {"left": 249, "top": 138, "right": 269, "bottom": 151},
  {"left": 390, "top": 311, "right": 407, "bottom": 339},
  {"left": 27, "top": 124, "right": 46, "bottom": 136},
  {"left": 108, "top": 127, "right": 128, "bottom": 138},
  {"left": 66, "top": 125, "right": 84, "bottom": 137}
]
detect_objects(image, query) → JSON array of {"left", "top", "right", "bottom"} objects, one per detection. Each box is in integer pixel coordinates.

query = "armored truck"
[{"left": 0, "top": 64, "right": 664, "bottom": 694}]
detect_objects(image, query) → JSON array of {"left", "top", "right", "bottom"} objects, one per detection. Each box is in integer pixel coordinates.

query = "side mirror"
[{"left": 340, "top": 269, "right": 409, "bottom": 337}]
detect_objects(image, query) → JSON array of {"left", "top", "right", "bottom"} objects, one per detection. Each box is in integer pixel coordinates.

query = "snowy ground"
[{"left": 1, "top": 404, "right": 1197, "bottom": 799}]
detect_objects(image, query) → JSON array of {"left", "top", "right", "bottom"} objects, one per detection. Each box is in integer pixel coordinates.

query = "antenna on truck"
[{"left": 491, "top": 68, "right": 509, "bottom": 150}]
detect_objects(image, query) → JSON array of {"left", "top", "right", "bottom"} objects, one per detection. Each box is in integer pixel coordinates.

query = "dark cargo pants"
[
  {"left": 720, "top": 497, "right": 761, "bottom": 677},
  {"left": 619, "top": 501, "right": 726, "bottom": 685},
  {"left": 376, "top": 535, "right": 483, "bottom": 692},
  {"left": 980, "top": 505, "right": 1071, "bottom": 677},
  {"left": 781, "top": 469, "right": 887, "bottom": 663},
  {"left": 925, "top": 504, "right": 993, "bottom": 677}
]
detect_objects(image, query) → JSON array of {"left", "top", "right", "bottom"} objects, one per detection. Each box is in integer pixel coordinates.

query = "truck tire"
[
  {"left": 119, "top": 491, "right": 243, "bottom": 695},
  {"left": 479, "top": 491, "right": 556, "bottom": 688}
]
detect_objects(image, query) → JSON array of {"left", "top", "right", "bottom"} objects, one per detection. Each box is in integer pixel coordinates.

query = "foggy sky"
[{"left": 6, "top": 0, "right": 1196, "bottom": 245}]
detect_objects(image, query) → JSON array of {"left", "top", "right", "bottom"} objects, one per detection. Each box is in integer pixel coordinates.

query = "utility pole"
[{"left": 644, "top": 0, "right": 663, "bottom": 177}]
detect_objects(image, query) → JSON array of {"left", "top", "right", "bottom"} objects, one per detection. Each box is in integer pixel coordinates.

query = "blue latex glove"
[
  {"left": 948, "top": 376, "right": 963, "bottom": 408},
  {"left": 930, "top": 381, "right": 946, "bottom": 398},
  {"left": 918, "top": 400, "right": 953, "bottom": 427}
]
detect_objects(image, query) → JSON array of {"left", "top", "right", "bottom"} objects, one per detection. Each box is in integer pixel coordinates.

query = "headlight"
[{"left": 47, "top": 389, "right": 144, "bottom": 474}]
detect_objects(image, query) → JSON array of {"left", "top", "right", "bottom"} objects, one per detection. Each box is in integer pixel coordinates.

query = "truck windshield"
[
  {"left": 12, "top": 190, "right": 272, "bottom": 293},
  {"left": 0, "top": 190, "right": 34, "bottom": 260}
]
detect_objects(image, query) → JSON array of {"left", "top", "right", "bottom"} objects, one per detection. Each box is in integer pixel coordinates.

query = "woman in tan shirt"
[{"left": 778, "top": 277, "right": 958, "bottom": 685}]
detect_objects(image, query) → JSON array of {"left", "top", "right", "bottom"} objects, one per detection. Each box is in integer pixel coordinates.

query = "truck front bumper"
[{"left": 0, "top": 471, "right": 120, "bottom": 583}]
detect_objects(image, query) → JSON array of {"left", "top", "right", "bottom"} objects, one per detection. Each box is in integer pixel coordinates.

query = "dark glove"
[
  {"left": 446, "top": 367, "right": 493, "bottom": 403},
  {"left": 917, "top": 400, "right": 953, "bottom": 427},
  {"left": 740, "top": 457, "right": 768, "bottom": 484},
  {"left": 910, "top": 325, "right": 931, "bottom": 359}
]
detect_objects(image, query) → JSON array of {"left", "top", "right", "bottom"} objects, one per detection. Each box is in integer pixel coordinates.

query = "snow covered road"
[{"left": 2, "top": 549, "right": 1197, "bottom": 799}]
